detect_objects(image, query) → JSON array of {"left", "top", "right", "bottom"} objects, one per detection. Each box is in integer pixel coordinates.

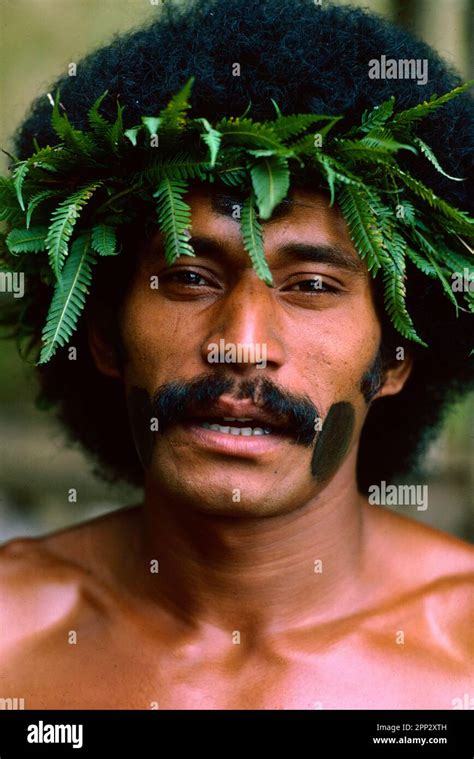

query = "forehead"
[
  {"left": 186, "top": 184, "right": 356, "bottom": 249},
  {"left": 141, "top": 183, "right": 365, "bottom": 276}
]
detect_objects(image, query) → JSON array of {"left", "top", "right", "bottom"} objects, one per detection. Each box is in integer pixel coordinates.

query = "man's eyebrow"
[
  {"left": 273, "top": 242, "right": 364, "bottom": 274},
  {"left": 184, "top": 236, "right": 364, "bottom": 275},
  {"left": 208, "top": 193, "right": 363, "bottom": 273}
]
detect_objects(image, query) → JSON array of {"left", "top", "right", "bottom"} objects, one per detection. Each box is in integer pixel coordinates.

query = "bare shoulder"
[
  {"left": 365, "top": 500, "right": 474, "bottom": 579},
  {"left": 0, "top": 534, "right": 87, "bottom": 652},
  {"left": 0, "top": 505, "right": 140, "bottom": 652},
  {"left": 364, "top": 501, "right": 474, "bottom": 664},
  {"left": 0, "top": 532, "right": 83, "bottom": 588},
  {"left": 0, "top": 504, "right": 135, "bottom": 572},
  {"left": 36, "top": 503, "right": 142, "bottom": 574}
]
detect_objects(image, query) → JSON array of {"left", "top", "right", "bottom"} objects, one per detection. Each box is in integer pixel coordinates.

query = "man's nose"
[{"left": 200, "top": 274, "right": 286, "bottom": 371}]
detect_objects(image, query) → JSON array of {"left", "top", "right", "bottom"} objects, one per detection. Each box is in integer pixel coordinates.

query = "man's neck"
[{"left": 124, "top": 468, "right": 369, "bottom": 637}]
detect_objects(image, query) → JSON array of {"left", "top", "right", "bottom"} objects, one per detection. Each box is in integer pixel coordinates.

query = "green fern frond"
[
  {"left": 334, "top": 139, "right": 400, "bottom": 167},
  {"left": 6, "top": 226, "right": 49, "bottom": 254},
  {"left": 382, "top": 225, "right": 407, "bottom": 276},
  {"left": 217, "top": 168, "right": 248, "bottom": 189},
  {"left": 314, "top": 154, "right": 337, "bottom": 206},
  {"left": 107, "top": 102, "right": 125, "bottom": 151},
  {"left": 12, "top": 147, "right": 63, "bottom": 212},
  {"left": 140, "top": 152, "right": 210, "bottom": 184},
  {"left": 124, "top": 126, "right": 142, "bottom": 146},
  {"left": 250, "top": 155, "right": 290, "bottom": 220},
  {"left": 405, "top": 245, "right": 437, "bottom": 278},
  {"left": 158, "top": 76, "right": 195, "bottom": 131},
  {"left": 39, "top": 232, "right": 96, "bottom": 364},
  {"left": 411, "top": 228, "right": 459, "bottom": 313},
  {"left": 337, "top": 186, "right": 391, "bottom": 273},
  {"left": 153, "top": 177, "right": 195, "bottom": 264},
  {"left": 26, "top": 189, "right": 61, "bottom": 229},
  {"left": 0, "top": 177, "right": 23, "bottom": 224},
  {"left": 360, "top": 129, "right": 417, "bottom": 154},
  {"left": 270, "top": 99, "right": 283, "bottom": 119},
  {"left": 289, "top": 117, "right": 343, "bottom": 154},
  {"left": 395, "top": 199, "right": 417, "bottom": 226},
  {"left": 265, "top": 113, "right": 338, "bottom": 140},
  {"left": 141, "top": 117, "right": 161, "bottom": 137},
  {"left": 371, "top": 197, "right": 413, "bottom": 280},
  {"left": 214, "top": 146, "right": 246, "bottom": 166},
  {"left": 391, "top": 80, "right": 474, "bottom": 131},
  {"left": 412, "top": 137, "right": 464, "bottom": 181},
  {"left": 217, "top": 117, "right": 286, "bottom": 153},
  {"left": 312, "top": 153, "right": 363, "bottom": 205},
  {"left": 51, "top": 90, "right": 97, "bottom": 155},
  {"left": 87, "top": 90, "right": 110, "bottom": 137},
  {"left": 12, "top": 161, "right": 30, "bottom": 211},
  {"left": 381, "top": 231, "right": 426, "bottom": 347},
  {"left": 192, "top": 118, "right": 222, "bottom": 167},
  {"left": 358, "top": 97, "right": 396, "bottom": 134},
  {"left": 433, "top": 238, "right": 473, "bottom": 273},
  {"left": 393, "top": 169, "right": 474, "bottom": 236},
  {"left": 240, "top": 192, "right": 272, "bottom": 285},
  {"left": 51, "top": 89, "right": 68, "bottom": 139},
  {"left": 91, "top": 224, "right": 117, "bottom": 256},
  {"left": 46, "top": 182, "right": 102, "bottom": 277},
  {"left": 382, "top": 261, "right": 426, "bottom": 345}
]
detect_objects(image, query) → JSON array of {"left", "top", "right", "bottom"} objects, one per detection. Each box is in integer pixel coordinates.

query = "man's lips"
[
  {"left": 177, "top": 419, "right": 289, "bottom": 458},
  {"left": 164, "top": 399, "right": 292, "bottom": 456}
]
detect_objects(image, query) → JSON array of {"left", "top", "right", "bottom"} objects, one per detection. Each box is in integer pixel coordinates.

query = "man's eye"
[
  {"left": 166, "top": 270, "right": 209, "bottom": 286},
  {"left": 286, "top": 277, "right": 339, "bottom": 293}
]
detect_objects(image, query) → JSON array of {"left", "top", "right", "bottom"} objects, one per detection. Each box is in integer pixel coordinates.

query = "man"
[{"left": 0, "top": 0, "right": 473, "bottom": 710}]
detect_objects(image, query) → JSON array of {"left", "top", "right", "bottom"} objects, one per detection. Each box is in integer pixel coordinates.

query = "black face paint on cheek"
[
  {"left": 311, "top": 401, "right": 355, "bottom": 482},
  {"left": 126, "top": 385, "right": 155, "bottom": 470}
]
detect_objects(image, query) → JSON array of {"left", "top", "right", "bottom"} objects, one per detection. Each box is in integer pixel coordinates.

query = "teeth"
[
  {"left": 200, "top": 422, "right": 272, "bottom": 435},
  {"left": 223, "top": 417, "right": 253, "bottom": 422}
]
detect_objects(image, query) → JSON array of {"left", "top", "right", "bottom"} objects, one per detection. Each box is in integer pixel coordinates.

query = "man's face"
[{"left": 109, "top": 187, "right": 387, "bottom": 516}]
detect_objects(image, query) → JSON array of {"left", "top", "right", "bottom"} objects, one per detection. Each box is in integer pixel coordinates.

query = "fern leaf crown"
[{"left": 0, "top": 77, "right": 472, "bottom": 362}]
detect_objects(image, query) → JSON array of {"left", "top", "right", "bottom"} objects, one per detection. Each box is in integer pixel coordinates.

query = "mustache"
[{"left": 148, "top": 373, "right": 319, "bottom": 446}]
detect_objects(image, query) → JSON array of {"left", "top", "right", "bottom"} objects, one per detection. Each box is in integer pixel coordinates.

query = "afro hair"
[{"left": 9, "top": 0, "right": 474, "bottom": 493}]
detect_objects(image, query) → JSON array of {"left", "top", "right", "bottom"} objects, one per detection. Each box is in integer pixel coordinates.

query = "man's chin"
[
  {"left": 147, "top": 464, "right": 303, "bottom": 519},
  {"left": 173, "top": 496, "right": 298, "bottom": 519}
]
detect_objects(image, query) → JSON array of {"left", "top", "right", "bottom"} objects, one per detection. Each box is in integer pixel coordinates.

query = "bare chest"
[{"left": 1, "top": 616, "right": 467, "bottom": 710}]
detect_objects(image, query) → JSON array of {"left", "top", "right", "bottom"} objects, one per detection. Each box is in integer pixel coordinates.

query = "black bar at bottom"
[{"left": 0, "top": 710, "right": 471, "bottom": 757}]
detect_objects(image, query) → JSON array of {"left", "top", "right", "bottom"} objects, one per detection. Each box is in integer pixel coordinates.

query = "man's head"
[
  {"left": 87, "top": 185, "right": 411, "bottom": 516},
  {"left": 10, "top": 0, "right": 474, "bottom": 501}
]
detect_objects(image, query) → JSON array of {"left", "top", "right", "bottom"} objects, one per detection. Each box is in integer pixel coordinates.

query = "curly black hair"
[{"left": 9, "top": 0, "right": 474, "bottom": 493}]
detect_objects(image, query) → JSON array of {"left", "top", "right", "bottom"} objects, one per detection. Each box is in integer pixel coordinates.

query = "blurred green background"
[{"left": 0, "top": 0, "right": 473, "bottom": 541}]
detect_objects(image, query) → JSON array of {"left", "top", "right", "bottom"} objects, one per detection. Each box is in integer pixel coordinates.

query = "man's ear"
[
  {"left": 87, "top": 314, "right": 122, "bottom": 380},
  {"left": 373, "top": 352, "right": 413, "bottom": 400}
]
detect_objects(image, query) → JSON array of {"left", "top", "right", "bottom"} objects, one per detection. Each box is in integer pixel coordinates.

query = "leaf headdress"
[{"left": 0, "top": 76, "right": 473, "bottom": 363}]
